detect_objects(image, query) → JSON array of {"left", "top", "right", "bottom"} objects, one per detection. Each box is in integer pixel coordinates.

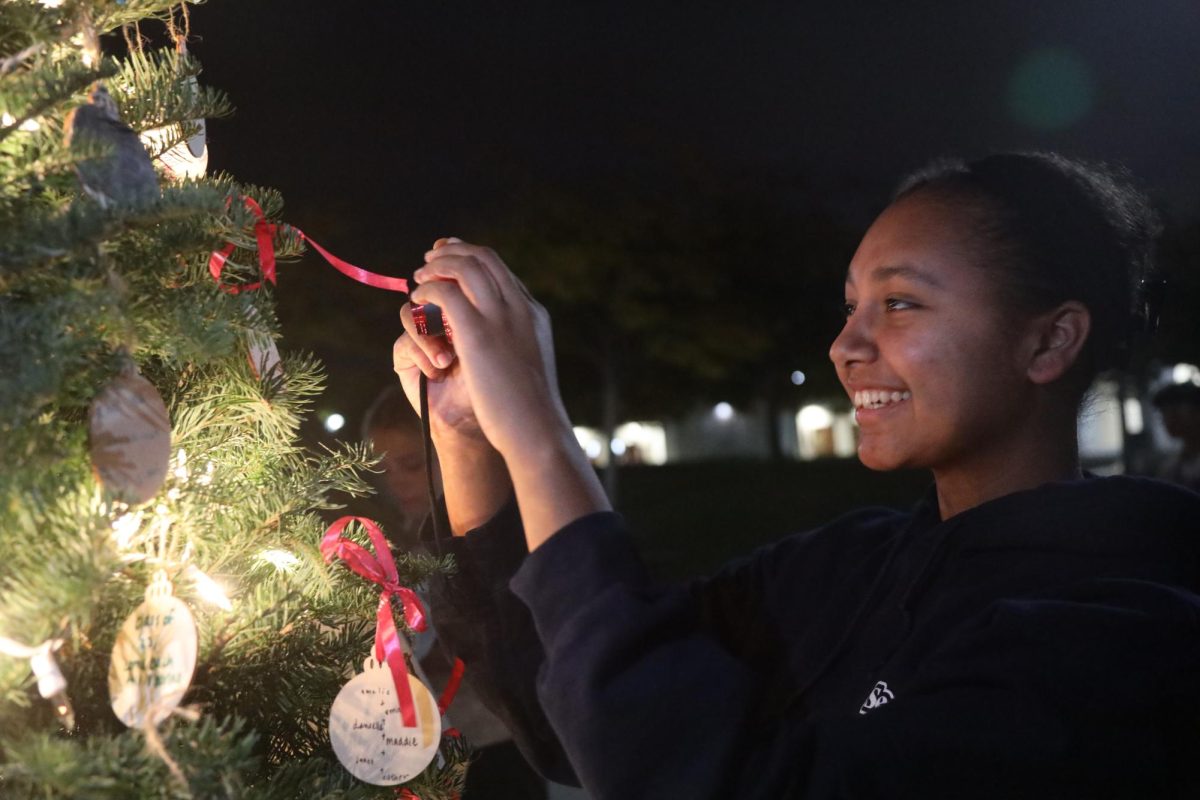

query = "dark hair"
[
  {"left": 361, "top": 383, "right": 420, "bottom": 442},
  {"left": 893, "top": 152, "right": 1161, "bottom": 381}
]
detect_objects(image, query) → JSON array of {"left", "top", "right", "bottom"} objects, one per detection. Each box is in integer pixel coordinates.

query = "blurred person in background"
[
  {"left": 363, "top": 385, "right": 548, "bottom": 800},
  {"left": 1151, "top": 381, "right": 1200, "bottom": 492}
]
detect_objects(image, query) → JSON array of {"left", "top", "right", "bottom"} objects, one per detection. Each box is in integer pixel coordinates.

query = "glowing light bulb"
[
  {"left": 324, "top": 413, "right": 346, "bottom": 433},
  {"left": 174, "top": 449, "right": 190, "bottom": 482},
  {"left": 713, "top": 402, "right": 734, "bottom": 422},
  {"left": 111, "top": 511, "right": 142, "bottom": 550},
  {"left": 257, "top": 549, "right": 301, "bottom": 573},
  {"left": 186, "top": 566, "right": 232, "bottom": 611}
]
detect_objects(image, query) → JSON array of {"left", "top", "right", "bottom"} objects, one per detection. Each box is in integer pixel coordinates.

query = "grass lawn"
[{"left": 614, "top": 459, "right": 932, "bottom": 579}]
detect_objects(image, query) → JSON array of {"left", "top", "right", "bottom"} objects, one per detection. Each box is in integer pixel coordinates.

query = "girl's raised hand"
[{"left": 395, "top": 238, "right": 570, "bottom": 464}]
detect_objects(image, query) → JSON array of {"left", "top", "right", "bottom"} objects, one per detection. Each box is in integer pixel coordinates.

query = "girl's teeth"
[{"left": 855, "top": 390, "right": 911, "bottom": 409}]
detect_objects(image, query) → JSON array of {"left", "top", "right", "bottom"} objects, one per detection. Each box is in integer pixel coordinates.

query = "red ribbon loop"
[
  {"left": 438, "top": 658, "right": 465, "bottom": 716},
  {"left": 209, "top": 195, "right": 278, "bottom": 294},
  {"left": 209, "top": 195, "right": 410, "bottom": 294},
  {"left": 321, "top": 516, "right": 428, "bottom": 727}
]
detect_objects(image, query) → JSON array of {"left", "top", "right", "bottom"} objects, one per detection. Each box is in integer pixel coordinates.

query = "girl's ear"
[{"left": 1024, "top": 301, "right": 1091, "bottom": 385}]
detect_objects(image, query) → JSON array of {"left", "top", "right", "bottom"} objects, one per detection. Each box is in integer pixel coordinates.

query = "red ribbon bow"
[
  {"left": 210, "top": 195, "right": 411, "bottom": 294},
  {"left": 209, "top": 196, "right": 278, "bottom": 293},
  {"left": 321, "top": 516, "right": 427, "bottom": 727}
]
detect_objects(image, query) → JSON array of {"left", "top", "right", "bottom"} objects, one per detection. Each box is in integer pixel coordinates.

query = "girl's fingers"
[
  {"left": 398, "top": 303, "right": 452, "bottom": 374},
  {"left": 410, "top": 280, "right": 484, "bottom": 340},
  {"left": 422, "top": 240, "right": 521, "bottom": 302},
  {"left": 414, "top": 254, "right": 504, "bottom": 314}
]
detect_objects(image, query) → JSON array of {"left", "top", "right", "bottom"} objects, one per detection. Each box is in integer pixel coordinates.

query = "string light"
[
  {"left": 256, "top": 549, "right": 301, "bottom": 573},
  {"left": 184, "top": 565, "right": 232, "bottom": 611},
  {"left": 173, "top": 448, "right": 190, "bottom": 482},
  {"left": 0, "top": 637, "right": 75, "bottom": 730},
  {"left": 111, "top": 510, "right": 143, "bottom": 551},
  {"left": 1, "top": 112, "right": 40, "bottom": 132}
]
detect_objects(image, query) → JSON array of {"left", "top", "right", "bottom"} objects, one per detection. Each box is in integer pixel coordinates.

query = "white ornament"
[
  {"left": 329, "top": 657, "right": 441, "bottom": 786},
  {"left": 140, "top": 76, "right": 208, "bottom": 181},
  {"left": 108, "top": 571, "right": 198, "bottom": 727},
  {"left": 245, "top": 306, "right": 282, "bottom": 381}
]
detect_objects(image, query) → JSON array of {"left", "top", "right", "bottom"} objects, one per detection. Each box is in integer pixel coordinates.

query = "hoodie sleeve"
[
  {"left": 424, "top": 499, "right": 580, "bottom": 786},
  {"left": 425, "top": 499, "right": 810, "bottom": 794},
  {"left": 428, "top": 497, "right": 925, "bottom": 798}
]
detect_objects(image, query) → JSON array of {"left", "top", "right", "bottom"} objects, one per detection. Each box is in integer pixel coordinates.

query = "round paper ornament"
[
  {"left": 89, "top": 363, "right": 172, "bottom": 506},
  {"left": 108, "top": 571, "right": 198, "bottom": 727},
  {"left": 330, "top": 657, "right": 442, "bottom": 786},
  {"left": 140, "top": 77, "right": 208, "bottom": 182}
]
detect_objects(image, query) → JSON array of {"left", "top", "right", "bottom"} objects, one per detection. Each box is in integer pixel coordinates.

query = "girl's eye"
[
  {"left": 842, "top": 302, "right": 856, "bottom": 317},
  {"left": 885, "top": 298, "right": 916, "bottom": 311}
]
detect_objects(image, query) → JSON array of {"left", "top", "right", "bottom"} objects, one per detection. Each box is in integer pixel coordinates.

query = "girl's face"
[
  {"left": 829, "top": 193, "right": 1035, "bottom": 473},
  {"left": 369, "top": 426, "right": 432, "bottom": 516}
]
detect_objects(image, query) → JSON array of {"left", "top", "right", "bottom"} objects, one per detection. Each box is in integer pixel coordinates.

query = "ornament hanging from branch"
[
  {"left": 330, "top": 657, "right": 442, "bottom": 785},
  {"left": 108, "top": 570, "right": 198, "bottom": 727},
  {"left": 65, "top": 84, "right": 159, "bottom": 207},
  {"left": 89, "top": 360, "right": 172, "bottom": 506},
  {"left": 245, "top": 306, "right": 283, "bottom": 381},
  {"left": 140, "top": 105, "right": 207, "bottom": 180},
  {"left": 139, "top": 41, "right": 208, "bottom": 181}
]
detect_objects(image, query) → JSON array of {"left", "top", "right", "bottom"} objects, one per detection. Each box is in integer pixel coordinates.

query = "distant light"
[
  {"left": 573, "top": 426, "right": 606, "bottom": 461},
  {"left": 257, "top": 549, "right": 301, "bottom": 573},
  {"left": 324, "top": 413, "right": 346, "bottom": 433},
  {"left": 1171, "top": 363, "right": 1200, "bottom": 385},
  {"left": 713, "top": 402, "right": 734, "bottom": 422},
  {"left": 610, "top": 438, "right": 627, "bottom": 456},
  {"left": 790, "top": 370, "right": 807, "bottom": 386},
  {"left": 1123, "top": 398, "right": 1144, "bottom": 435},
  {"left": 798, "top": 404, "right": 834, "bottom": 432}
]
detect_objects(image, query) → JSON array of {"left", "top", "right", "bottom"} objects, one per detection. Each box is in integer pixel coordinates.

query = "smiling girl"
[{"left": 393, "top": 152, "right": 1200, "bottom": 798}]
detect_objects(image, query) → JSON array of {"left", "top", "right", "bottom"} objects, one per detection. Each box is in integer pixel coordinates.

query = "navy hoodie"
[{"left": 426, "top": 475, "right": 1200, "bottom": 798}]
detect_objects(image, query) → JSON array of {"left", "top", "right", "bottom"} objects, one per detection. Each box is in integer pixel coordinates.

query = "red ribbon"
[
  {"left": 209, "top": 196, "right": 278, "bottom": 294},
  {"left": 438, "top": 657, "right": 465, "bottom": 716},
  {"left": 321, "top": 516, "right": 427, "bottom": 727},
  {"left": 296, "top": 230, "right": 410, "bottom": 292},
  {"left": 209, "top": 195, "right": 410, "bottom": 294}
]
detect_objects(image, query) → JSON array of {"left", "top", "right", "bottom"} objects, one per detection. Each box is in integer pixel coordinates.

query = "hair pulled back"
[{"left": 894, "top": 152, "right": 1161, "bottom": 382}]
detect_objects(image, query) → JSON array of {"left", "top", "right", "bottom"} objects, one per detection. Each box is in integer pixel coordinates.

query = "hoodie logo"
[{"left": 859, "top": 681, "right": 894, "bottom": 715}]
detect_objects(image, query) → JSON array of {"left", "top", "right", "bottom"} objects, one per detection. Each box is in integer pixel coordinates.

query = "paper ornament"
[
  {"left": 330, "top": 657, "right": 442, "bottom": 786},
  {"left": 108, "top": 571, "right": 198, "bottom": 727},
  {"left": 65, "top": 84, "right": 159, "bottom": 207},
  {"left": 89, "top": 363, "right": 172, "bottom": 506},
  {"left": 140, "top": 76, "right": 208, "bottom": 181},
  {"left": 244, "top": 306, "right": 282, "bottom": 381}
]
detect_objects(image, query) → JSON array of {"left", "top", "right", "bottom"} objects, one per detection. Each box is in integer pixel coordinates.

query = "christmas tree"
[{"left": 0, "top": 2, "right": 466, "bottom": 797}]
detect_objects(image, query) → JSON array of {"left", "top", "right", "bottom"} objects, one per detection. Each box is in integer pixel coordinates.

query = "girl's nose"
[{"left": 829, "top": 310, "right": 876, "bottom": 369}]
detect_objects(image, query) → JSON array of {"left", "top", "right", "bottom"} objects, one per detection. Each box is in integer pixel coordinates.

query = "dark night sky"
[{"left": 187, "top": 0, "right": 1200, "bottom": 424}]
